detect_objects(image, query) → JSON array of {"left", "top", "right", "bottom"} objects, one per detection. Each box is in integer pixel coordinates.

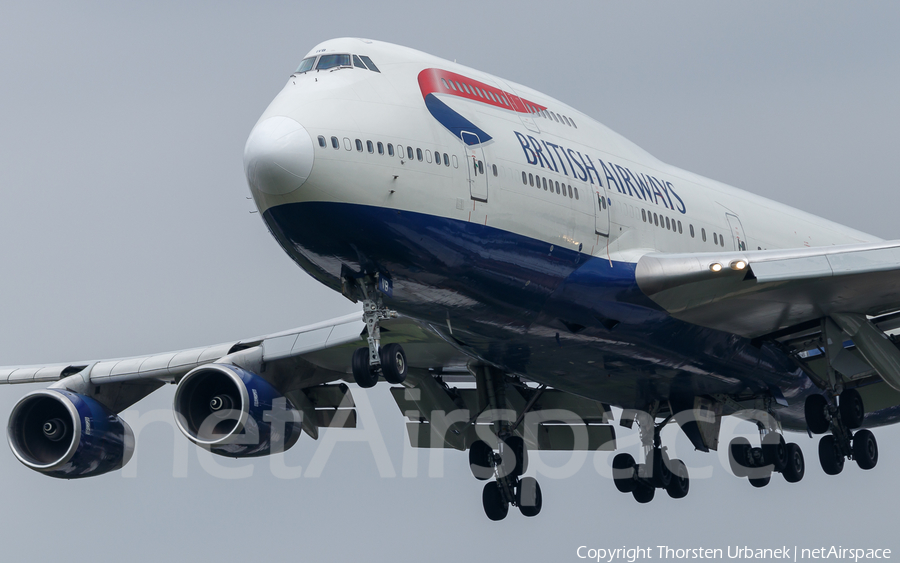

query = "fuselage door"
[
  {"left": 460, "top": 131, "right": 488, "bottom": 202},
  {"left": 594, "top": 187, "right": 610, "bottom": 237},
  {"left": 725, "top": 213, "right": 748, "bottom": 251}
]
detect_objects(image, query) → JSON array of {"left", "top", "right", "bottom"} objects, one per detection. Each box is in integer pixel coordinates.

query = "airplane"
[{"left": 4, "top": 37, "right": 900, "bottom": 521}]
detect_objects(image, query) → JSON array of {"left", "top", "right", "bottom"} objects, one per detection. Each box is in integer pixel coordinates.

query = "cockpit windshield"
[
  {"left": 316, "top": 54, "right": 351, "bottom": 70},
  {"left": 295, "top": 57, "right": 316, "bottom": 73}
]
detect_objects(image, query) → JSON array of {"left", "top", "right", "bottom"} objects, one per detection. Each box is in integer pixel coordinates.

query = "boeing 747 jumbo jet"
[{"left": 4, "top": 38, "right": 900, "bottom": 521}]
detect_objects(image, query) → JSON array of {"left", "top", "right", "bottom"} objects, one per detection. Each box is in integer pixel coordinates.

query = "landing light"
[
  {"left": 731, "top": 260, "right": 747, "bottom": 271},
  {"left": 709, "top": 263, "right": 723, "bottom": 272}
]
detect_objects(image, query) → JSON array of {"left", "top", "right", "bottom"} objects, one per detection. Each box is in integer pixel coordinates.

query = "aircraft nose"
[{"left": 243, "top": 116, "right": 314, "bottom": 196}]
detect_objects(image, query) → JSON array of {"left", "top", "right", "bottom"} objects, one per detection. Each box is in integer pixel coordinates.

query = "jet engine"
[
  {"left": 173, "top": 363, "right": 301, "bottom": 457},
  {"left": 7, "top": 389, "right": 135, "bottom": 479}
]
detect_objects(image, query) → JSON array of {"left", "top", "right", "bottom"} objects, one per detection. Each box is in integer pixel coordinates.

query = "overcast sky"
[{"left": 0, "top": 2, "right": 897, "bottom": 561}]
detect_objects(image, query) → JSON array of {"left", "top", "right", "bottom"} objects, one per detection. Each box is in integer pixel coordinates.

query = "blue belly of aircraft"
[{"left": 263, "top": 201, "right": 833, "bottom": 427}]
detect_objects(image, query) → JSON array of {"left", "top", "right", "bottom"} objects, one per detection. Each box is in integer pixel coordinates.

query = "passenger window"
[
  {"left": 425, "top": 149, "right": 432, "bottom": 163},
  {"left": 317, "top": 135, "right": 326, "bottom": 147},
  {"left": 555, "top": 181, "right": 561, "bottom": 194},
  {"left": 570, "top": 118, "right": 577, "bottom": 128},
  {"left": 331, "top": 136, "right": 339, "bottom": 149},
  {"left": 721, "top": 236, "right": 725, "bottom": 247},
  {"left": 452, "top": 155, "right": 458, "bottom": 168},
  {"left": 356, "top": 139, "right": 363, "bottom": 152},
  {"left": 434, "top": 151, "right": 441, "bottom": 166},
  {"left": 343, "top": 137, "right": 351, "bottom": 151},
  {"left": 317, "top": 54, "right": 351, "bottom": 70},
  {"left": 678, "top": 221, "right": 683, "bottom": 234},
  {"left": 477, "top": 160, "right": 484, "bottom": 174},
  {"left": 353, "top": 55, "right": 366, "bottom": 69},
  {"left": 690, "top": 224, "right": 695, "bottom": 238},
  {"left": 654, "top": 213, "right": 659, "bottom": 226},
  {"left": 388, "top": 143, "right": 394, "bottom": 156},
  {"left": 713, "top": 233, "right": 718, "bottom": 245},
  {"left": 702, "top": 228, "right": 707, "bottom": 242},
  {"left": 444, "top": 153, "right": 450, "bottom": 166},
  {"left": 366, "top": 140, "right": 374, "bottom": 153},
  {"left": 666, "top": 217, "right": 671, "bottom": 230},
  {"left": 359, "top": 56, "right": 380, "bottom": 73},
  {"left": 407, "top": 146, "right": 414, "bottom": 160},
  {"left": 529, "top": 173, "right": 534, "bottom": 187},
  {"left": 642, "top": 209, "right": 647, "bottom": 222},
  {"left": 397, "top": 145, "right": 403, "bottom": 158},
  {"left": 417, "top": 148, "right": 423, "bottom": 161},
  {"left": 542, "top": 177, "right": 548, "bottom": 190},
  {"left": 441, "top": 78, "right": 450, "bottom": 89},
  {"left": 568, "top": 185, "right": 573, "bottom": 198},
  {"left": 574, "top": 188, "right": 579, "bottom": 200},
  {"left": 492, "top": 164, "right": 498, "bottom": 177},
  {"left": 523, "top": 171, "right": 528, "bottom": 185},
  {"left": 602, "top": 197, "right": 607, "bottom": 209},
  {"left": 377, "top": 142, "right": 384, "bottom": 155},
  {"left": 552, "top": 112, "right": 560, "bottom": 123}
]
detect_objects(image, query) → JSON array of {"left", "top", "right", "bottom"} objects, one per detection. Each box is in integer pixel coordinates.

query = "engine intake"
[
  {"left": 7, "top": 389, "right": 135, "bottom": 479},
  {"left": 173, "top": 363, "right": 301, "bottom": 457}
]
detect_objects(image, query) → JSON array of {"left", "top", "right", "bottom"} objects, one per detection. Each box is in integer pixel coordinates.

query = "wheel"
[
  {"left": 351, "top": 347, "right": 378, "bottom": 388},
  {"left": 665, "top": 459, "right": 690, "bottom": 499},
  {"left": 805, "top": 394, "right": 830, "bottom": 434},
  {"left": 729, "top": 437, "right": 751, "bottom": 478},
  {"left": 818, "top": 434, "right": 844, "bottom": 475},
  {"left": 853, "top": 429, "right": 878, "bottom": 470},
  {"left": 651, "top": 449, "right": 671, "bottom": 489},
  {"left": 782, "top": 443, "right": 805, "bottom": 483},
  {"left": 632, "top": 482, "right": 655, "bottom": 504},
  {"left": 763, "top": 433, "right": 788, "bottom": 473},
  {"left": 379, "top": 343, "right": 407, "bottom": 384},
  {"left": 501, "top": 435, "right": 527, "bottom": 478},
  {"left": 612, "top": 453, "right": 637, "bottom": 493},
  {"left": 468, "top": 440, "right": 494, "bottom": 481},
  {"left": 749, "top": 474, "right": 771, "bottom": 488},
  {"left": 840, "top": 388, "right": 865, "bottom": 429},
  {"left": 517, "top": 477, "right": 542, "bottom": 517},
  {"left": 482, "top": 481, "right": 508, "bottom": 521}
]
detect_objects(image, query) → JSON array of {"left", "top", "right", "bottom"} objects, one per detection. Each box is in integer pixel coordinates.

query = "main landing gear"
[
  {"left": 349, "top": 276, "right": 407, "bottom": 388},
  {"left": 805, "top": 388, "right": 877, "bottom": 475},
  {"left": 611, "top": 412, "right": 690, "bottom": 503},
  {"left": 728, "top": 431, "right": 805, "bottom": 487},
  {"left": 468, "top": 366, "right": 542, "bottom": 520}
]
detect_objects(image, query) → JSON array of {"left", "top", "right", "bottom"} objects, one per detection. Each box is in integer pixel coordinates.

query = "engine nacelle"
[
  {"left": 173, "top": 363, "right": 301, "bottom": 457},
  {"left": 7, "top": 389, "right": 135, "bottom": 479}
]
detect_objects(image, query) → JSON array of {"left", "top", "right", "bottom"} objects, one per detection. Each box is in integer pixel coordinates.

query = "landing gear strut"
[
  {"left": 467, "top": 366, "right": 542, "bottom": 520},
  {"left": 805, "top": 388, "right": 877, "bottom": 474},
  {"left": 349, "top": 275, "right": 407, "bottom": 388},
  {"left": 611, "top": 411, "right": 690, "bottom": 503}
]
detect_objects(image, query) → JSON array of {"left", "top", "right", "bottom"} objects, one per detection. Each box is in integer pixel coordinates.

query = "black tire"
[
  {"left": 651, "top": 449, "right": 672, "bottom": 489},
  {"left": 729, "top": 437, "right": 752, "bottom": 478},
  {"left": 612, "top": 453, "right": 637, "bottom": 493},
  {"left": 749, "top": 474, "right": 770, "bottom": 488},
  {"left": 853, "top": 429, "right": 878, "bottom": 470},
  {"left": 805, "top": 394, "right": 830, "bottom": 434},
  {"left": 665, "top": 459, "right": 690, "bottom": 499},
  {"left": 763, "top": 433, "right": 788, "bottom": 473},
  {"left": 632, "top": 482, "right": 655, "bottom": 504},
  {"left": 468, "top": 440, "right": 494, "bottom": 481},
  {"left": 818, "top": 434, "right": 844, "bottom": 475},
  {"left": 840, "top": 389, "right": 865, "bottom": 430},
  {"left": 379, "top": 343, "right": 407, "bottom": 384},
  {"left": 782, "top": 443, "right": 805, "bottom": 483},
  {"left": 482, "top": 481, "right": 508, "bottom": 521},
  {"left": 500, "top": 436, "right": 528, "bottom": 477},
  {"left": 351, "top": 347, "right": 378, "bottom": 388},
  {"left": 517, "top": 477, "right": 542, "bottom": 517}
]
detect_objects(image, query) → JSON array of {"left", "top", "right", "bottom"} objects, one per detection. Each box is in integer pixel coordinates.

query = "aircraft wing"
[{"left": 635, "top": 239, "right": 900, "bottom": 340}]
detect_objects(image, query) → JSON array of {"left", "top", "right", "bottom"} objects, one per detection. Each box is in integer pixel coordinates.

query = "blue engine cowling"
[
  {"left": 6, "top": 389, "right": 135, "bottom": 479},
  {"left": 173, "top": 363, "right": 301, "bottom": 457}
]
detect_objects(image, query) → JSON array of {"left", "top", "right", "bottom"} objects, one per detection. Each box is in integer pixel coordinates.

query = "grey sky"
[{"left": 0, "top": 2, "right": 897, "bottom": 561}]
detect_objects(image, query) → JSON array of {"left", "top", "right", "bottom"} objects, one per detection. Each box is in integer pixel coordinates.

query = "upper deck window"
[
  {"left": 317, "top": 54, "right": 351, "bottom": 71},
  {"left": 296, "top": 57, "right": 316, "bottom": 73}
]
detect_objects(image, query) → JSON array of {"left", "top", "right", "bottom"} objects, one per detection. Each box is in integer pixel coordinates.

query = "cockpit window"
[
  {"left": 353, "top": 55, "right": 367, "bottom": 69},
  {"left": 359, "top": 55, "right": 380, "bottom": 73},
  {"left": 295, "top": 57, "right": 316, "bottom": 73},
  {"left": 316, "top": 54, "right": 351, "bottom": 70}
]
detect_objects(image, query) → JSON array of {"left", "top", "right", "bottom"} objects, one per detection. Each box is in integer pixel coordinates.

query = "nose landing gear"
[{"left": 348, "top": 275, "right": 407, "bottom": 388}]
